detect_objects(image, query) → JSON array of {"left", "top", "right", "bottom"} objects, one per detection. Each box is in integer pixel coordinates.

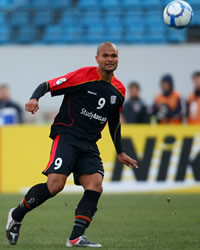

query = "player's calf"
[{"left": 68, "top": 190, "right": 101, "bottom": 241}]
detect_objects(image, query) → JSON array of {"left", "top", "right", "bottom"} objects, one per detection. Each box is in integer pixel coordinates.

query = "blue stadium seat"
[
  {"left": 188, "top": 0, "right": 200, "bottom": 8},
  {"left": 124, "top": 22, "right": 145, "bottom": 43},
  {"left": 191, "top": 9, "right": 200, "bottom": 25},
  {"left": 31, "top": 0, "right": 50, "bottom": 9},
  {"left": 103, "top": 15, "right": 121, "bottom": 26},
  {"left": 43, "top": 25, "right": 63, "bottom": 43},
  {"left": 100, "top": 0, "right": 120, "bottom": 8},
  {"left": 122, "top": 0, "right": 141, "bottom": 8},
  {"left": 123, "top": 12, "right": 144, "bottom": 26},
  {"left": 9, "top": 11, "right": 30, "bottom": 26},
  {"left": 61, "top": 11, "right": 80, "bottom": 26},
  {"left": 0, "top": 12, "right": 7, "bottom": 24},
  {"left": 145, "top": 33, "right": 167, "bottom": 43},
  {"left": 50, "top": 0, "right": 72, "bottom": 8},
  {"left": 167, "top": 29, "right": 187, "bottom": 43},
  {"left": 79, "top": 0, "right": 99, "bottom": 9},
  {"left": 62, "top": 25, "right": 83, "bottom": 43},
  {"left": 142, "top": 0, "right": 163, "bottom": 8},
  {"left": 15, "top": 27, "right": 37, "bottom": 43},
  {"left": 105, "top": 25, "right": 123, "bottom": 43},
  {"left": 84, "top": 24, "right": 105, "bottom": 43},
  {"left": 145, "top": 24, "right": 167, "bottom": 43},
  {"left": 82, "top": 10, "right": 102, "bottom": 25},
  {"left": 0, "top": 0, "right": 10, "bottom": 9},
  {"left": 32, "top": 11, "right": 53, "bottom": 26},
  {"left": 0, "top": 26, "right": 10, "bottom": 43}
]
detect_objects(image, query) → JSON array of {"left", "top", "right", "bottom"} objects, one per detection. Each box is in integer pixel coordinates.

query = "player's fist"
[
  {"left": 25, "top": 98, "right": 39, "bottom": 114},
  {"left": 118, "top": 152, "right": 138, "bottom": 168}
]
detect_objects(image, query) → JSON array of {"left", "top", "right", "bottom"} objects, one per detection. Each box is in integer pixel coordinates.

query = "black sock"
[
  {"left": 12, "top": 183, "right": 54, "bottom": 222},
  {"left": 69, "top": 190, "right": 101, "bottom": 240}
]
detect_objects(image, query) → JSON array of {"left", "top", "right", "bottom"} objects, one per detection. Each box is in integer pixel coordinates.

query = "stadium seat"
[
  {"left": 100, "top": 0, "right": 120, "bottom": 8},
  {"left": 9, "top": 11, "right": 30, "bottom": 27},
  {"left": 188, "top": 0, "right": 200, "bottom": 8},
  {"left": 0, "top": 12, "right": 7, "bottom": 24},
  {"left": 0, "top": 26, "right": 10, "bottom": 43},
  {"left": 191, "top": 9, "right": 200, "bottom": 25},
  {"left": 84, "top": 24, "right": 105, "bottom": 43},
  {"left": 43, "top": 25, "right": 63, "bottom": 43},
  {"left": 50, "top": 0, "right": 72, "bottom": 8},
  {"left": 62, "top": 25, "right": 83, "bottom": 43},
  {"left": 105, "top": 24, "right": 123, "bottom": 43},
  {"left": 123, "top": 12, "right": 144, "bottom": 26},
  {"left": 82, "top": 10, "right": 102, "bottom": 25},
  {"left": 79, "top": 0, "right": 99, "bottom": 9},
  {"left": 124, "top": 21, "right": 146, "bottom": 43},
  {"left": 142, "top": 0, "right": 163, "bottom": 8},
  {"left": 61, "top": 10, "right": 80, "bottom": 26},
  {"left": 122, "top": 0, "right": 141, "bottom": 8},
  {"left": 103, "top": 15, "right": 121, "bottom": 27},
  {"left": 32, "top": 11, "right": 53, "bottom": 26},
  {"left": 167, "top": 29, "right": 187, "bottom": 43},
  {"left": 15, "top": 27, "right": 37, "bottom": 43},
  {"left": 31, "top": 0, "right": 50, "bottom": 9}
]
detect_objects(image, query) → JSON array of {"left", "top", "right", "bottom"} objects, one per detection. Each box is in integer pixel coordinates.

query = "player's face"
[{"left": 96, "top": 47, "right": 118, "bottom": 73}]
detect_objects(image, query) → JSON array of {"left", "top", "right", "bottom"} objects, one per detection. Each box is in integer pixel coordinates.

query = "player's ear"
[{"left": 95, "top": 55, "right": 98, "bottom": 63}]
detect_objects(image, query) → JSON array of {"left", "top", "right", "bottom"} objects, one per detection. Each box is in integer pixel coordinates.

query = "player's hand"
[
  {"left": 117, "top": 152, "right": 138, "bottom": 168},
  {"left": 25, "top": 99, "right": 39, "bottom": 114}
]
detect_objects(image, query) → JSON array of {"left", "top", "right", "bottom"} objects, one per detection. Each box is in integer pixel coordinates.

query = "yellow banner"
[{"left": 1, "top": 125, "right": 200, "bottom": 193}]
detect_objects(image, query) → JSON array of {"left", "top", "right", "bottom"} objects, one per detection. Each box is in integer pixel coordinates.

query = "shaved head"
[{"left": 97, "top": 41, "right": 118, "bottom": 56}]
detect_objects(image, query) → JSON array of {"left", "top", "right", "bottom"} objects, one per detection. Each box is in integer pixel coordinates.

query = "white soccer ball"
[{"left": 163, "top": 1, "right": 193, "bottom": 29}]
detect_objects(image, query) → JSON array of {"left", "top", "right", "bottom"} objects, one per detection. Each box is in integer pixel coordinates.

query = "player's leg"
[
  {"left": 6, "top": 134, "right": 74, "bottom": 245},
  {"left": 6, "top": 173, "right": 66, "bottom": 245},
  {"left": 67, "top": 173, "right": 103, "bottom": 248}
]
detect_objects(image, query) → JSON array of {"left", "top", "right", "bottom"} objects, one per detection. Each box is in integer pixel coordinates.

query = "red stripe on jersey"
[
  {"left": 112, "top": 76, "right": 126, "bottom": 98},
  {"left": 48, "top": 67, "right": 101, "bottom": 92},
  {"left": 48, "top": 66, "right": 125, "bottom": 99},
  {"left": 44, "top": 134, "right": 60, "bottom": 172}
]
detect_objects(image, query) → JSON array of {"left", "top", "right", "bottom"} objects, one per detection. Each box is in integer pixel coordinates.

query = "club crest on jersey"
[
  {"left": 56, "top": 78, "right": 66, "bottom": 85},
  {"left": 110, "top": 95, "right": 117, "bottom": 104}
]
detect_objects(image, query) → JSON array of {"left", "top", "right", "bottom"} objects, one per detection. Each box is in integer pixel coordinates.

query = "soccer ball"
[{"left": 163, "top": 1, "right": 193, "bottom": 29}]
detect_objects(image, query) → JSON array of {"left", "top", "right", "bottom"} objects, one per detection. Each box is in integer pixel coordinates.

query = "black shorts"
[{"left": 42, "top": 134, "right": 104, "bottom": 185}]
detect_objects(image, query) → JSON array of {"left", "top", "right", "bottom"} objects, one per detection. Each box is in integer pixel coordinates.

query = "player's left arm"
[
  {"left": 108, "top": 108, "right": 138, "bottom": 169},
  {"left": 25, "top": 82, "right": 49, "bottom": 114}
]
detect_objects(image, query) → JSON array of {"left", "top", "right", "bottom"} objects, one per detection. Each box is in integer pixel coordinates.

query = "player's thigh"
[
  {"left": 74, "top": 147, "right": 104, "bottom": 190},
  {"left": 43, "top": 134, "right": 76, "bottom": 177}
]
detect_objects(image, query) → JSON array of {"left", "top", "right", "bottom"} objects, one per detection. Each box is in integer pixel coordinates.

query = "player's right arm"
[{"left": 25, "top": 82, "right": 49, "bottom": 114}]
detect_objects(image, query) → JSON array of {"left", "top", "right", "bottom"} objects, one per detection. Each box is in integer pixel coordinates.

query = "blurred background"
[{"left": 0, "top": 0, "right": 200, "bottom": 193}]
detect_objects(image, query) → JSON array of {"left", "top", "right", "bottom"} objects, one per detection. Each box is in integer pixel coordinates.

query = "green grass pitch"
[{"left": 0, "top": 193, "right": 200, "bottom": 250}]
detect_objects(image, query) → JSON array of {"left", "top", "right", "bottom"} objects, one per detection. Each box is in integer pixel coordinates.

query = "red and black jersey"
[{"left": 47, "top": 66, "right": 125, "bottom": 143}]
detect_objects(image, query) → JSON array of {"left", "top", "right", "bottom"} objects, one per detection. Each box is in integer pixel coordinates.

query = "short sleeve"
[{"left": 48, "top": 71, "right": 77, "bottom": 96}]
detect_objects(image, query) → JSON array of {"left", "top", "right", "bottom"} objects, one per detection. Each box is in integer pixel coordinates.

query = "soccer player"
[{"left": 6, "top": 42, "right": 138, "bottom": 248}]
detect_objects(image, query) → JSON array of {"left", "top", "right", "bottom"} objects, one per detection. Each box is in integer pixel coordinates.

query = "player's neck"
[{"left": 98, "top": 68, "right": 113, "bottom": 83}]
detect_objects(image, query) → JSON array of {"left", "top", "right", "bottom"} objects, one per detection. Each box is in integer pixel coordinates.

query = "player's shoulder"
[
  {"left": 69, "top": 66, "right": 100, "bottom": 83},
  {"left": 112, "top": 76, "right": 125, "bottom": 98}
]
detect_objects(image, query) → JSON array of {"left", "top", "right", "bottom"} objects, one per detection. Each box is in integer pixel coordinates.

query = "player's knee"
[
  {"left": 96, "top": 184, "right": 103, "bottom": 193},
  {"left": 48, "top": 182, "right": 64, "bottom": 195},
  {"left": 47, "top": 174, "right": 66, "bottom": 195},
  {"left": 88, "top": 183, "right": 103, "bottom": 193}
]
